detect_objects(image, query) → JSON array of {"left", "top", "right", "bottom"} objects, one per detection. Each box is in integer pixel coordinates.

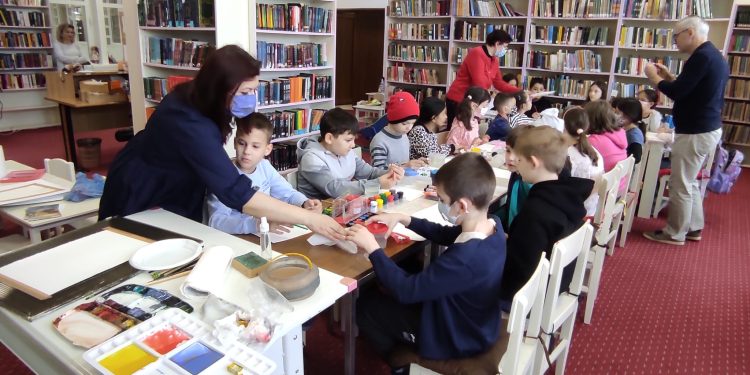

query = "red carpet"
[{"left": 1, "top": 124, "right": 749, "bottom": 373}]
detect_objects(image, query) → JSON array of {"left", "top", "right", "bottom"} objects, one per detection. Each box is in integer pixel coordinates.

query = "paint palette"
[{"left": 83, "top": 308, "right": 276, "bottom": 375}]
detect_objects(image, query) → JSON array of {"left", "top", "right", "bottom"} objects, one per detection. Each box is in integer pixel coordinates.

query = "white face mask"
[{"left": 480, "top": 106, "right": 490, "bottom": 116}]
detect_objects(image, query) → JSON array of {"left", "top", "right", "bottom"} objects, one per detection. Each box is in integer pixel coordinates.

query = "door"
[{"left": 335, "top": 9, "right": 385, "bottom": 106}]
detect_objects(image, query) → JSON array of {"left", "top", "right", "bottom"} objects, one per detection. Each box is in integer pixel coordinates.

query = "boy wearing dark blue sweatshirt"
[
  {"left": 487, "top": 92, "right": 515, "bottom": 141},
  {"left": 346, "top": 153, "right": 506, "bottom": 373}
]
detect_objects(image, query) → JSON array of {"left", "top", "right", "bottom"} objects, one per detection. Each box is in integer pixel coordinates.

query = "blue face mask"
[
  {"left": 495, "top": 48, "right": 507, "bottom": 58},
  {"left": 231, "top": 93, "right": 257, "bottom": 118}
]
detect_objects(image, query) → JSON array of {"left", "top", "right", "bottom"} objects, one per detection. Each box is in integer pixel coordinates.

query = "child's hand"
[
  {"left": 302, "top": 199, "right": 322, "bottom": 213},
  {"left": 364, "top": 213, "right": 410, "bottom": 236},
  {"left": 404, "top": 159, "right": 427, "bottom": 169},
  {"left": 531, "top": 112, "right": 541, "bottom": 119},
  {"left": 345, "top": 224, "right": 381, "bottom": 254},
  {"left": 388, "top": 163, "right": 405, "bottom": 177},
  {"left": 378, "top": 170, "right": 400, "bottom": 189}
]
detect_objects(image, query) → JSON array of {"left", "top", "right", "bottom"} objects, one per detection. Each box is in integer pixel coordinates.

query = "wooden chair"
[
  {"left": 44, "top": 158, "right": 75, "bottom": 182},
  {"left": 583, "top": 162, "right": 624, "bottom": 325},
  {"left": 533, "top": 222, "right": 593, "bottom": 375}
]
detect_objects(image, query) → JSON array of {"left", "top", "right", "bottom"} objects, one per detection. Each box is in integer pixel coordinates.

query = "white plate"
[{"left": 129, "top": 239, "right": 203, "bottom": 271}]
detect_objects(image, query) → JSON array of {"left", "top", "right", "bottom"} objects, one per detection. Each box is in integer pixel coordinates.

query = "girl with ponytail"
[
  {"left": 446, "top": 86, "right": 491, "bottom": 151},
  {"left": 563, "top": 106, "right": 604, "bottom": 216}
]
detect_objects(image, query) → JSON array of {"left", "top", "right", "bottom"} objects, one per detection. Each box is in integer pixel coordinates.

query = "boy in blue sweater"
[
  {"left": 207, "top": 113, "right": 321, "bottom": 234},
  {"left": 487, "top": 92, "right": 515, "bottom": 141},
  {"left": 347, "top": 153, "right": 507, "bottom": 373}
]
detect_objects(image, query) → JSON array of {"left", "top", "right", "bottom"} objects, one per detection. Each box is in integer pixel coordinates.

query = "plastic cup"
[
  {"left": 428, "top": 153, "right": 446, "bottom": 168},
  {"left": 367, "top": 222, "right": 389, "bottom": 249},
  {"left": 364, "top": 180, "right": 380, "bottom": 196}
]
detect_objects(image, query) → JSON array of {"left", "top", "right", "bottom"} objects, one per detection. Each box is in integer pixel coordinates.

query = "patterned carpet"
[{"left": 2, "top": 173, "right": 748, "bottom": 375}]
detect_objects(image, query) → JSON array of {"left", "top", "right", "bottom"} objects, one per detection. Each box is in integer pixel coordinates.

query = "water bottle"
[
  {"left": 259, "top": 217, "right": 272, "bottom": 260},
  {"left": 665, "top": 114, "right": 675, "bottom": 130}
]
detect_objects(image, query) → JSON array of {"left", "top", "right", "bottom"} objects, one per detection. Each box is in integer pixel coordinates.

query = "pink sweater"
[
  {"left": 446, "top": 117, "right": 481, "bottom": 150},
  {"left": 588, "top": 129, "right": 627, "bottom": 172}
]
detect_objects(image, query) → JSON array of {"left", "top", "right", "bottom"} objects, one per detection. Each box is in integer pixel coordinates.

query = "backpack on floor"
[{"left": 707, "top": 144, "right": 744, "bottom": 194}]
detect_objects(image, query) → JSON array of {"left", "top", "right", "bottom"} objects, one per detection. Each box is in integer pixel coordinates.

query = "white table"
[
  {"left": 0, "top": 209, "right": 348, "bottom": 375},
  {"left": 353, "top": 103, "right": 385, "bottom": 124},
  {"left": 0, "top": 161, "right": 99, "bottom": 243},
  {"left": 637, "top": 132, "right": 671, "bottom": 218}
]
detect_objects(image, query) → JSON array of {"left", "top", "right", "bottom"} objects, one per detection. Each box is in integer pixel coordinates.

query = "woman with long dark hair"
[{"left": 100, "top": 45, "right": 344, "bottom": 239}]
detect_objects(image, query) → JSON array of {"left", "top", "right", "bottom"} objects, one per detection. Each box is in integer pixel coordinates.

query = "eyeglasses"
[{"left": 672, "top": 29, "right": 687, "bottom": 41}]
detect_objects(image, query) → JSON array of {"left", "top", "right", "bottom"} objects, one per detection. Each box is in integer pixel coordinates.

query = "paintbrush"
[{"left": 146, "top": 270, "right": 192, "bottom": 286}]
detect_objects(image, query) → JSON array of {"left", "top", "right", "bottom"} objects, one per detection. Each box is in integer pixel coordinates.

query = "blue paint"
[{"left": 169, "top": 341, "right": 223, "bottom": 374}]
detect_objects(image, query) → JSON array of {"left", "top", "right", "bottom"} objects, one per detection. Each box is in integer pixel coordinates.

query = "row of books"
[
  {"left": 263, "top": 108, "right": 325, "bottom": 140},
  {"left": 143, "top": 75, "right": 192, "bottom": 102},
  {"left": 0, "top": 72, "right": 45, "bottom": 89},
  {"left": 527, "top": 49, "right": 604, "bottom": 72},
  {"left": 389, "top": 43, "right": 448, "bottom": 63},
  {"left": 267, "top": 144, "right": 298, "bottom": 172},
  {"left": 531, "top": 25, "right": 610, "bottom": 46},
  {"left": 138, "top": 0, "right": 215, "bottom": 28},
  {"left": 453, "top": 21, "right": 523, "bottom": 43},
  {"left": 0, "top": 52, "right": 51, "bottom": 69},
  {"left": 623, "top": 0, "right": 712, "bottom": 20},
  {"left": 729, "top": 35, "right": 750, "bottom": 53},
  {"left": 145, "top": 37, "right": 215, "bottom": 68},
  {"left": 256, "top": 3, "right": 332, "bottom": 34},
  {"left": 526, "top": 75, "right": 604, "bottom": 99},
  {"left": 388, "top": 22, "right": 450, "bottom": 41},
  {"left": 0, "top": 0, "right": 45, "bottom": 6},
  {"left": 723, "top": 125, "right": 750, "bottom": 146},
  {"left": 533, "top": 0, "right": 622, "bottom": 18},
  {"left": 722, "top": 102, "right": 750, "bottom": 123},
  {"left": 389, "top": 0, "right": 450, "bottom": 16},
  {"left": 737, "top": 9, "right": 750, "bottom": 27},
  {"left": 256, "top": 41, "right": 328, "bottom": 69},
  {"left": 614, "top": 55, "right": 683, "bottom": 76},
  {"left": 619, "top": 27, "right": 675, "bottom": 49},
  {"left": 256, "top": 74, "right": 332, "bottom": 106},
  {"left": 387, "top": 65, "right": 442, "bottom": 85},
  {"left": 0, "top": 31, "right": 50, "bottom": 48},
  {"left": 612, "top": 82, "right": 673, "bottom": 107},
  {"left": 0, "top": 9, "right": 46, "bottom": 27},
  {"left": 729, "top": 56, "right": 749, "bottom": 76},
  {"left": 725, "top": 78, "right": 750, "bottom": 100},
  {"left": 388, "top": 86, "right": 446, "bottom": 102},
  {"left": 453, "top": 0, "right": 525, "bottom": 17}
]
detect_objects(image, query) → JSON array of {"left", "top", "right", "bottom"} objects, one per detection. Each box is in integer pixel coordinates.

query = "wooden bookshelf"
[
  {"left": 722, "top": 3, "right": 750, "bottom": 166},
  {"left": 0, "top": 0, "right": 57, "bottom": 132}
]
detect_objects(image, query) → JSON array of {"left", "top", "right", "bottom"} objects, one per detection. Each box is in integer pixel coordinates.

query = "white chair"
[
  {"left": 285, "top": 169, "right": 298, "bottom": 189},
  {"left": 44, "top": 158, "right": 75, "bottom": 182},
  {"left": 534, "top": 222, "right": 593, "bottom": 375},
  {"left": 408, "top": 255, "right": 551, "bottom": 375},
  {"left": 499, "top": 254, "right": 550, "bottom": 375},
  {"left": 652, "top": 146, "right": 716, "bottom": 218},
  {"left": 582, "top": 162, "right": 625, "bottom": 325},
  {"left": 608, "top": 156, "right": 635, "bottom": 256},
  {"left": 619, "top": 159, "right": 644, "bottom": 247}
]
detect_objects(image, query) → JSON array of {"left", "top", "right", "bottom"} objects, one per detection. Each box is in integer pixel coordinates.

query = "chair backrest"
[
  {"left": 500, "top": 254, "right": 550, "bottom": 375},
  {"left": 628, "top": 159, "right": 644, "bottom": 194},
  {"left": 286, "top": 169, "right": 298, "bottom": 189},
  {"left": 592, "top": 164, "right": 622, "bottom": 233},
  {"left": 614, "top": 156, "right": 635, "bottom": 201},
  {"left": 436, "top": 130, "right": 449, "bottom": 146},
  {"left": 44, "top": 158, "right": 75, "bottom": 182},
  {"left": 540, "top": 222, "right": 593, "bottom": 332}
]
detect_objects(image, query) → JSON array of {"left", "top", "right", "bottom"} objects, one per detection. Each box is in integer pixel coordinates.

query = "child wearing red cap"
[{"left": 370, "top": 92, "right": 429, "bottom": 169}]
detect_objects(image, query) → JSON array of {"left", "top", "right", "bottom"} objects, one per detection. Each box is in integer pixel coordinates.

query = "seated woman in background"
[{"left": 53, "top": 23, "right": 89, "bottom": 71}]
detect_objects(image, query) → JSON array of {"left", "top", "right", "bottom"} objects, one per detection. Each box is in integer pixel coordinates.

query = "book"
[{"left": 25, "top": 204, "right": 61, "bottom": 221}]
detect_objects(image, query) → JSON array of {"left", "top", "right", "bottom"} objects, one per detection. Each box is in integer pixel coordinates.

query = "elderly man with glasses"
[{"left": 642, "top": 16, "right": 728, "bottom": 246}]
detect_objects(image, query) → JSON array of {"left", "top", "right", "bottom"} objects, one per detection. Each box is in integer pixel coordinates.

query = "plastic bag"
[
  {"left": 533, "top": 108, "right": 564, "bottom": 132},
  {"left": 64, "top": 172, "right": 105, "bottom": 202}
]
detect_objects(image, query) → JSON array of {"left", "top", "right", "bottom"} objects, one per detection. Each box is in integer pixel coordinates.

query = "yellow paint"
[{"left": 99, "top": 344, "right": 156, "bottom": 375}]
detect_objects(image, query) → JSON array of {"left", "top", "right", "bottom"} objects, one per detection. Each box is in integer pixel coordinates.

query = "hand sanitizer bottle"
[{"left": 259, "top": 217, "right": 272, "bottom": 260}]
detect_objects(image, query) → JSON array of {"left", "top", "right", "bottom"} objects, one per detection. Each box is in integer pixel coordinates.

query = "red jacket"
[{"left": 446, "top": 46, "right": 520, "bottom": 103}]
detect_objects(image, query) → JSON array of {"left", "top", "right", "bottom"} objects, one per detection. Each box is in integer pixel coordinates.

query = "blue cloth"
[
  {"left": 657, "top": 42, "right": 728, "bottom": 135},
  {"left": 486, "top": 115, "right": 511, "bottom": 141},
  {"left": 368, "top": 216, "right": 506, "bottom": 360},
  {"left": 64, "top": 172, "right": 105, "bottom": 202},
  {"left": 626, "top": 127, "right": 645, "bottom": 145},
  {"left": 99, "top": 92, "right": 255, "bottom": 222},
  {"left": 508, "top": 178, "right": 532, "bottom": 227},
  {"left": 207, "top": 160, "right": 308, "bottom": 234}
]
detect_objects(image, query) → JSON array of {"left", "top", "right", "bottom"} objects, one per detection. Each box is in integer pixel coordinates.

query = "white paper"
[
  {"left": 493, "top": 167, "right": 511, "bottom": 180},
  {"left": 0, "top": 178, "right": 70, "bottom": 206},
  {"left": 397, "top": 186, "right": 425, "bottom": 202},
  {"left": 411, "top": 204, "right": 453, "bottom": 226},
  {"left": 181, "top": 245, "right": 234, "bottom": 299},
  {"left": 392, "top": 223, "right": 425, "bottom": 242},
  {"left": 0, "top": 230, "right": 149, "bottom": 298},
  {"left": 253, "top": 225, "right": 311, "bottom": 244},
  {"left": 307, "top": 234, "right": 357, "bottom": 254}
]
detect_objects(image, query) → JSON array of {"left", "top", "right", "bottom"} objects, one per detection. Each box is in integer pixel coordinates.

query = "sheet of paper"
[
  {"left": 0, "top": 178, "right": 70, "bottom": 206},
  {"left": 253, "top": 225, "right": 311, "bottom": 244},
  {"left": 397, "top": 186, "right": 425, "bottom": 202},
  {"left": 411, "top": 204, "right": 452, "bottom": 226},
  {"left": 0, "top": 229, "right": 149, "bottom": 299},
  {"left": 493, "top": 167, "right": 511, "bottom": 180},
  {"left": 392, "top": 223, "right": 426, "bottom": 242}
]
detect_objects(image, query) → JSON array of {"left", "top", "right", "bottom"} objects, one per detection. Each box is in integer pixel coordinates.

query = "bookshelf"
[
  {"left": 0, "top": 0, "right": 58, "bottom": 132},
  {"left": 382, "top": 0, "right": 736, "bottom": 118},
  {"left": 723, "top": 3, "right": 750, "bottom": 166}
]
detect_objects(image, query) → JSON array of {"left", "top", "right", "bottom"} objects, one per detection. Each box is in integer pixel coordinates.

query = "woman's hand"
[
  {"left": 364, "top": 213, "right": 410, "bottom": 237},
  {"left": 269, "top": 222, "right": 292, "bottom": 235},
  {"left": 302, "top": 199, "right": 322, "bottom": 213},
  {"left": 304, "top": 213, "right": 346, "bottom": 240},
  {"left": 345, "top": 224, "right": 381, "bottom": 254}
]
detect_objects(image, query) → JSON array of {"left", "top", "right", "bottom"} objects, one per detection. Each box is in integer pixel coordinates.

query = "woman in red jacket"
[{"left": 446, "top": 29, "right": 521, "bottom": 127}]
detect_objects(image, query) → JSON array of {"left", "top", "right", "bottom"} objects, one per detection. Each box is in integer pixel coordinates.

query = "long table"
[{"left": 0, "top": 209, "right": 348, "bottom": 375}]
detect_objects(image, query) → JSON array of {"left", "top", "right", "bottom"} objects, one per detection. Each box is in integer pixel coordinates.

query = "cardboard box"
[{"left": 79, "top": 80, "right": 110, "bottom": 95}]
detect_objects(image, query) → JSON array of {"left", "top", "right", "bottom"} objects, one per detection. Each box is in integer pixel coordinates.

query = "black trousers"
[
  {"left": 357, "top": 288, "right": 422, "bottom": 362},
  {"left": 446, "top": 99, "right": 459, "bottom": 130}
]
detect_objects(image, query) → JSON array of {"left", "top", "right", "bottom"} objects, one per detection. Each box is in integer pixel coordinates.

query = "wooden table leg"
[
  {"left": 58, "top": 104, "right": 78, "bottom": 168},
  {"left": 342, "top": 289, "right": 359, "bottom": 375}
]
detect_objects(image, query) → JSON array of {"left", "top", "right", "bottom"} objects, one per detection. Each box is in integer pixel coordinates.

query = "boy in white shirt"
[{"left": 207, "top": 113, "right": 321, "bottom": 234}]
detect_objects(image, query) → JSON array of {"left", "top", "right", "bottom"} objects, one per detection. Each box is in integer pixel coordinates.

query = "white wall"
[{"left": 338, "top": 0, "right": 386, "bottom": 9}]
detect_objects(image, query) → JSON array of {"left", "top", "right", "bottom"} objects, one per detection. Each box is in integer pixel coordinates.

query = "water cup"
[
  {"left": 364, "top": 180, "right": 380, "bottom": 196},
  {"left": 367, "top": 222, "right": 389, "bottom": 249},
  {"left": 428, "top": 153, "right": 446, "bottom": 168}
]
